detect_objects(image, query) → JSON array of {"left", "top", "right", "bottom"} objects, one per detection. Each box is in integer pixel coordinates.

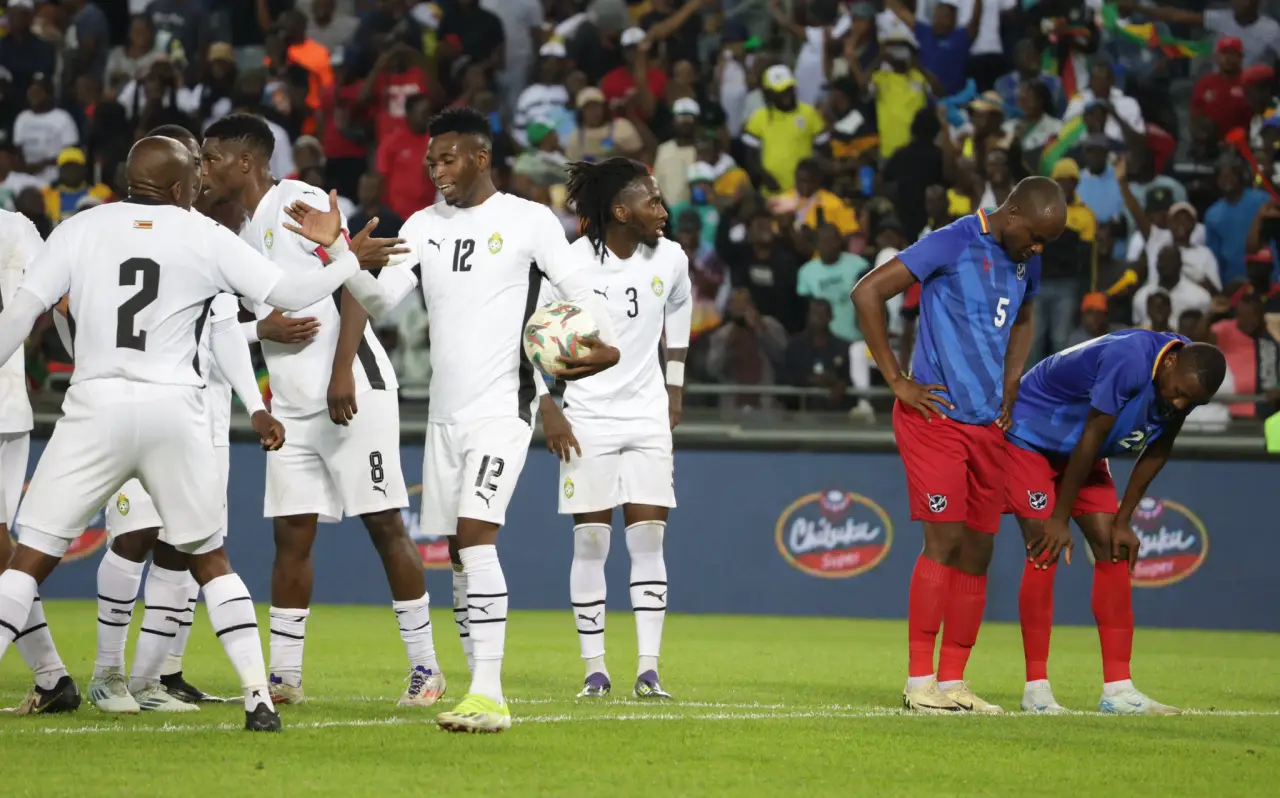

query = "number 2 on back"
[{"left": 994, "top": 297, "right": 1009, "bottom": 328}]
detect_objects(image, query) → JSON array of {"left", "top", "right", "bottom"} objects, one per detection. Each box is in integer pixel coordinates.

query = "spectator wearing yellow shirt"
[
  {"left": 848, "top": 34, "right": 943, "bottom": 159},
  {"left": 42, "top": 147, "right": 111, "bottom": 225},
  {"left": 768, "top": 158, "right": 860, "bottom": 237},
  {"left": 741, "top": 64, "right": 827, "bottom": 196}
]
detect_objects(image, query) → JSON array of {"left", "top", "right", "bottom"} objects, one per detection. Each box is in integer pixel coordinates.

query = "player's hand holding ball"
[
  {"left": 556, "top": 334, "right": 620, "bottom": 380},
  {"left": 889, "top": 374, "right": 954, "bottom": 421},
  {"left": 524, "top": 302, "right": 620, "bottom": 381},
  {"left": 251, "top": 410, "right": 286, "bottom": 451}
]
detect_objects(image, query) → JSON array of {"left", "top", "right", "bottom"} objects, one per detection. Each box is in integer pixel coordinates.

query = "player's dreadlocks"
[{"left": 565, "top": 157, "right": 651, "bottom": 261}]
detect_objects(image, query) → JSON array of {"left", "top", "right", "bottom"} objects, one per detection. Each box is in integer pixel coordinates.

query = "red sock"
[
  {"left": 937, "top": 570, "right": 988, "bottom": 683},
  {"left": 1092, "top": 561, "right": 1133, "bottom": 683},
  {"left": 907, "top": 556, "right": 951, "bottom": 677},
  {"left": 1019, "top": 561, "right": 1057, "bottom": 682}
]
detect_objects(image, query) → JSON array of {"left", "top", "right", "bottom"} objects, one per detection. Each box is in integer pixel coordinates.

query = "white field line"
[{"left": 1, "top": 707, "right": 1278, "bottom": 736}]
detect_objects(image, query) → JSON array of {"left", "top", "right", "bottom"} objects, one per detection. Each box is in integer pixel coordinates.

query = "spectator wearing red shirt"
[
  {"left": 317, "top": 50, "right": 369, "bottom": 201},
  {"left": 376, "top": 93, "right": 435, "bottom": 221},
  {"left": 1229, "top": 249, "right": 1280, "bottom": 310},
  {"left": 360, "top": 43, "right": 432, "bottom": 146},
  {"left": 600, "top": 27, "right": 667, "bottom": 121},
  {"left": 1192, "top": 37, "right": 1252, "bottom": 138}
]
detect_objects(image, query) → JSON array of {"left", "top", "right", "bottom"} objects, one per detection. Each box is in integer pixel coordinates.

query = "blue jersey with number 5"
[
  {"left": 897, "top": 210, "right": 1041, "bottom": 425},
  {"left": 1007, "top": 329, "right": 1188, "bottom": 458}
]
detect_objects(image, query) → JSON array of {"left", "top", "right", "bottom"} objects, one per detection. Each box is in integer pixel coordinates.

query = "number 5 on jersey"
[{"left": 994, "top": 297, "right": 1009, "bottom": 328}]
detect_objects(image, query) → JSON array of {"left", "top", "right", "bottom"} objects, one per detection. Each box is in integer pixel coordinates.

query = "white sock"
[
  {"left": 0, "top": 569, "right": 38, "bottom": 663},
  {"left": 1025, "top": 679, "right": 1051, "bottom": 692},
  {"left": 267, "top": 606, "right": 309, "bottom": 687},
  {"left": 14, "top": 593, "right": 68, "bottom": 690},
  {"left": 461, "top": 545, "right": 507, "bottom": 704},
  {"left": 163, "top": 573, "right": 200, "bottom": 677},
  {"left": 95, "top": 549, "right": 145, "bottom": 677},
  {"left": 130, "top": 565, "right": 188, "bottom": 692},
  {"left": 905, "top": 675, "right": 935, "bottom": 691},
  {"left": 938, "top": 680, "right": 963, "bottom": 690},
  {"left": 570, "top": 523, "right": 610, "bottom": 678},
  {"left": 205, "top": 574, "right": 269, "bottom": 712},
  {"left": 1103, "top": 679, "right": 1134, "bottom": 696},
  {"left": 393, "top": 592, "right": 439, "bottom": 671},
  {"left": 452, "top": 564, "right": 474, "bottom": 673},
  {"left": 626, "top": 521, "right": 667, "bottom": 677}
]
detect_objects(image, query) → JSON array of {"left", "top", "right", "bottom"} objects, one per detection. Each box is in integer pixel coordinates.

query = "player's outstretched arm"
[
  {"left": 1111, "top": 417, "right": 1184, "bottom": 572},
  {"left": 206, "top": 221, "right": 363, "bottom": 312},
  {"left": 209, "top": 303, "right": 267, "bottom": 418}
]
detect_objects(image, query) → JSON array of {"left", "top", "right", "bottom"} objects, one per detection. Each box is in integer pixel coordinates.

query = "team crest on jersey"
[
  {"left": 563, "top": 477, "right": 575, "bottom": 499},
  {"left": 264, "top": 229, "right": 275, "bottom": 249},
  {"left": 488, "top": 232, "right": 503, "bottom": 254},
  {"left": 651, "top": 276, "right": 665, "bottom": 297},
  {"left": 116, "top": 493, "right": 130, "bottom": 516},
  {"left": 1016, "top": 262, "right": 1026, "bottom": 280},
  {"left": 1027, "top": 491, "right": 1048, "bottom": 512}
]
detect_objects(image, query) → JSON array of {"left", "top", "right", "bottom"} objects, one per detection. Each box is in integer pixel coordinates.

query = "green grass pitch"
[{"left": 2, "top": 601, "right": 1277, "bottom": 797}]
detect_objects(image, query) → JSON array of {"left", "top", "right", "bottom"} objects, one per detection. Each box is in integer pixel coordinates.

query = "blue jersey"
[
  {"left": 1007, "top": 329, "right": 1188, "bottom": 458},
  {"left": 899, "top": 210, "right": 1041, "bottom": 425}
]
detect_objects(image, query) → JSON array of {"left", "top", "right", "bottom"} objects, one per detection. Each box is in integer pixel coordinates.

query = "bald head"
[
  {"left": 1009, "top": 176, "right": 1067, "bottom": 220},
  {"left": 995, "top": 175, "right": 1069, "bottom": 263},
  {"left": 126, "top": 136, "right": 197, "bottom": 208}
]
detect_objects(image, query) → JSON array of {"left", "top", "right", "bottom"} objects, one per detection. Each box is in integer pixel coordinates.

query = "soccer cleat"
[
  {"left": 577, "top": 672, "right": 611, "bottom": 698},
  {"left": 1021, "top": 684, "right": 1069, "bottom": 714},
  {"left": 132, "top": 683, "right": 200, "bottom": 713},
  {"left": 632, "top": 670, "right": 672, "bottom": 699},
  {"left": 398, "top": 666, "right": 447, "bottom": 707},
  {"left": 245, "top": 701, "right": 283, "bottom": 732},
  {"left": 1099, "top": 687, "right": 1182, "bottom": 716},
  {"left": 436, "top": 693, "right": 512, "bottom": 733},
  {"left": 2, "top": 676, "right": 82, "bottom": 715},
  {"left": 161, "top": 671, "right": 229, "bottom": 704},
  {"left": 88, "top": 672, "right": 141, "bottom": 714},
  {"left": 901, "top": 677, "right": 962, "bottom": 712},
  {"left": 268, "top": 674, "right": 307, "bottom": 705},
  {"left": 941, "top": 682, "right": 1006, "bottom": 714}
]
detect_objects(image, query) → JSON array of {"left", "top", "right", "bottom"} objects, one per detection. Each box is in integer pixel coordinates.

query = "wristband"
[
  {"left": 666, "top": 361, "right": 685, "bottom": 387},
  {"left": 321, "top": 229, "right": 351, "bottom": 262}
]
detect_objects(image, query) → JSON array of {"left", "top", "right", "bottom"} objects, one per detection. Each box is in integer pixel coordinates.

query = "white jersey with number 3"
[
  {"left": 397, "top": 193, "right": 593, "bottom": 425},
  {"left": 541, "top": 236, "right": 690, "bottom": 422},
  {"left": 0, "top": 210, "right": 44, "bottom": 433},
  {"left": 21, "top": 201, "right": 285, "bottom": 387}
]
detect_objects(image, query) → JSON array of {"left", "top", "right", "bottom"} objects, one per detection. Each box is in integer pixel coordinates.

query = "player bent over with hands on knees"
[
  {"left": 201, "top": 113, "right": 443, "bottom": 709},
  {"left": 0, "top": 135, "right": 385, "bottom": 731},
  {"left": 286, "top": 108, "right": 621, "bottom": 732},
  {"left": 852, "top": 177, "right": 1067, "bottom": 713},
  {"left": 1006, "top": 332, "right": 1225, "bottom": 715},
  {"left": 534, "top": 158, "right": 691, "bottom": 700}
]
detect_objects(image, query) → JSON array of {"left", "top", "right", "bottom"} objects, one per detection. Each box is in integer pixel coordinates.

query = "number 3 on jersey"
[
  {"left": 994, "top": 297, "right": 1009, "bottom": 328},
  {"left": 117, "top": 257, "right": 160, "bottom": 350}
]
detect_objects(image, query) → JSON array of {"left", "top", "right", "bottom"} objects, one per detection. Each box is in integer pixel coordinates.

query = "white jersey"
[
  {"left": 204, "top": 293, "right": 236, "bottom": 444},
  {"left": 398, "top": 193, "right": 590, "bottom": 425},
  {"left": 241, "top": 179, "right": 397, "bottom": 417},
  {"left": 0, "top": 210, "right": 43, "bottom": 433},
  {"left": 21, "top": 200, "right": 284, "bottom": 388},
  {"left": 541, "top": 237, "right": 691, "bottom": 422}
]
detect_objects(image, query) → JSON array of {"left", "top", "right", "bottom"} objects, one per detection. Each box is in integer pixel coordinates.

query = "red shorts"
[
  {"left": 892, "top": 400, "right": 1007, "bottom": 534},
  {"left": 1002, "top": 441, "right": 1119, "bottom": 518}
]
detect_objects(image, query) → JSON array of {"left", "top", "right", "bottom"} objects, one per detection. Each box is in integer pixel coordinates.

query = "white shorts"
[
  {"left": 420, "top": 416, "right": 532, "bottom": 537},
  {"left": 17, "top": 381, "right": 222, "bottom": 553},
  {"left": 107, "top": 445, "right": 231, "bottom": 547},
  {"left": 0, "top": 431, "right": 29, "bottom": 528},
  {"left": 264, "top": 388, "right": 408, "bottom": 522},
  {"left": 558, "top": 414, "right": 675, "bottom": 514}
]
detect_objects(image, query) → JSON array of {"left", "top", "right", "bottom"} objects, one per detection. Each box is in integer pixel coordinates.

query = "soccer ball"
[{"left": 523, "top": 302, "right": 600, "bottom": 377}]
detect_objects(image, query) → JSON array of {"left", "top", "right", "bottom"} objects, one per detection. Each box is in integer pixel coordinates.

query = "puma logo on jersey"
[
  {"left": 474, "top": 491, "right": 492, "bottom": 508},
  {"left": 427, "top": 239, "right": 443, "bottom": 250},
  {"left": 577, "top": 612, "right": 601, "bottom": 626},
  {"left": 643, "top": 589, "right": 667, "bottom": 602},
  {"left": 593, "top": 288, "right": 609, "bottom": 299},
  {"left": 470, "top": 602, "right": 495, "bottom": 615}
]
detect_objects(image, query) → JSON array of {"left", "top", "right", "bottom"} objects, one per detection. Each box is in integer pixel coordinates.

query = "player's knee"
[
  {"left": 188, "top": 547, "right": 232, "bottom": 585},
  {"left": 15, "top": 526, "right": 71, "bottom": 559},
  {"left": 921, "top": 524, "right": 965, "bottom": 565},
  {"left": 111, "top": 528, "right": 159, "bottom": 562},
  {"left": 625, "top": 520, "right": 665, "bottom": 556},
  {"left": 152, "top": 541, "right": 189, "bottom": 571},
  {"left": 361, "top": 509, "right": 410, "bottom": 548},
  {"left": 273, "top": 517, "right": 317, "bottom": 559},
  {"left": 573, "top": 523, "right": 611, "bottom": 561}
]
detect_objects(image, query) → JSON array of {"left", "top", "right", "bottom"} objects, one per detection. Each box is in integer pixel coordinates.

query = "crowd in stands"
[{"left": 3, "top": 0, "right": 1280, "bottom": 424}]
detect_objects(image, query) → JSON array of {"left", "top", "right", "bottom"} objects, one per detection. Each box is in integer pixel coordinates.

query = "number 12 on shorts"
[{"left": 474, "top": 455, "right": 504, "bottom": 491}]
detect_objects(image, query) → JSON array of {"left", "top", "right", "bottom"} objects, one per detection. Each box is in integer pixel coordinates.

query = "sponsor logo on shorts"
[
  {"left": 775, "top": 490, "right": 893, "bottom": 579},
  {"left": 927, "top": 494, "right": 948, "bottom": 513},
  {"left": 402, "top": 484, "right": 451, "bottom": 570},
  {"left": 1128, "top": 497, "right": 1208, "bottom": 587},
  {"left": 18, "top": 481, "right": 107, "bottom": 563},
  {"left": 1027, "top": 491, "right": 1048, "bottom": 512},
  {"left": 116, "top": 493, "right": 130, "bottom": 516},
  {"left": 488, "top": 232, "right": 503, "bottom": 254},
  {"left": 563, "top": 477, "right": 575, "bottom": 499}
]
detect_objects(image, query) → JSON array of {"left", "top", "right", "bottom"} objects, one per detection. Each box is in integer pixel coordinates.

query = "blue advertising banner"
[{"left": 25, "top": 440, "right": 1280, "bottom": 631}]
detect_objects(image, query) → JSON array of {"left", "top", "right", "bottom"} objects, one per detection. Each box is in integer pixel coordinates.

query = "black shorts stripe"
[
  {"left": 572, "top": 600, "right": 606, "bottom": 608},
  {"left": 192, "top": 296, "right": 214, "bottom": 378},
  {"left": 97, "top": 593, "right": 135, "bottom": 605},
  {"left": 216, "top": 622, "right": 258, "bottom": 638},
  {"left": 13, "top": 622, "right": 46, "bottom": 640},
  {"left": 517, "top": 261, "right": 545, "bottom": 424},
  {"left": 140, "top": 627, "right": 178, "bottom": 638},
  {"left": 331, "top": 289, "right": 386, "bottom": 389}
]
